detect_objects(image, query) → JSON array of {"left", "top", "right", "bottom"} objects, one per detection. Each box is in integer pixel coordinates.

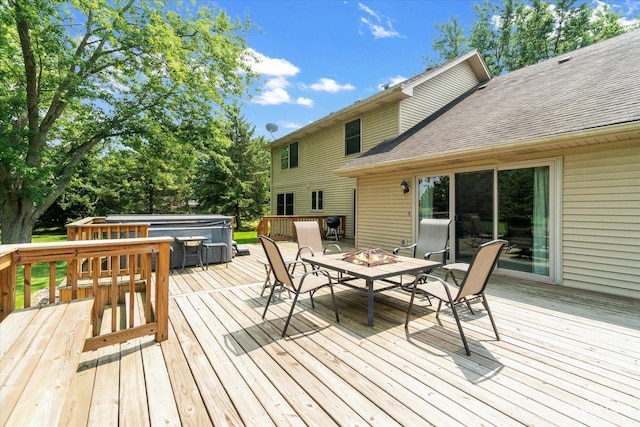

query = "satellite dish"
[{"left": 266, "top": 122, "right": 278, "bottom": 139}]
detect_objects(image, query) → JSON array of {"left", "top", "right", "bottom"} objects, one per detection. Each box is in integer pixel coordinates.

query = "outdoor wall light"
[{"left": 400, "top": 180, "right": 410, "bottom": 194}]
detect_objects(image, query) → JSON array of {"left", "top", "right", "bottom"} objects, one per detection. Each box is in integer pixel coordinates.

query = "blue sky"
[{"left": 210, "top": 0, "right": 640, "bottom": 140}]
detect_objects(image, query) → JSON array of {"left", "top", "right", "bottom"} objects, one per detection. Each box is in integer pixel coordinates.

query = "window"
[
  {"left": 280, "top": 142, "right": 298, "bottom": 169},
  {"left": 276, "top": 193, "right": 294, "bottom": 215},
  {"left": 345, "top": 118, "right": 361, "bottom": 155},
  {"left": 311, "top": 190, "right": 323, "bottom": 210}
]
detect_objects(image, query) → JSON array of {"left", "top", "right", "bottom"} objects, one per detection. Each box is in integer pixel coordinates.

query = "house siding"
[
  {"left": 353, "top": 139, "right": 640, "bottom": 299},
  {"left": 362, "top": 103, "right": 399, "bottom": 152},
  {"left": 270, "top": 104, "right": 399, "bottom": 237},
  {"left": 400, "top": 62, "right": 480, "bottom": 133},
  {"left": 356, "top": 172, "right": 414, "bottom": 251},
  {"left": 562, "top": 140, "right": 640, "bottom": 298}
]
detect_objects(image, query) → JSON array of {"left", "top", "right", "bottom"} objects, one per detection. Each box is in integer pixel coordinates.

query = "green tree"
[
  {"left": 0, "top": 0, "right": 257, "bottom": 243},
  {"left": 424, "top": 16, "right": 468, "bottom": 67},
  {"left": 427, "top": 0, "right": 633, "bottom": 76},
  {"left": 194, "top": 109, "right": 269, "bottom": 230}
]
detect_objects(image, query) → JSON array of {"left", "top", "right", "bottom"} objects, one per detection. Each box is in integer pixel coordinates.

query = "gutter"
[{"left": 335, "top": 121, "right": 640, "bottom": 177}]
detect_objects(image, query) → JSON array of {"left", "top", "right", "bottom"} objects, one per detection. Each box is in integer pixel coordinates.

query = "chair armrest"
[
  {"left": 323, "top": 244, "right": 342, "bottom": 254},
  {"left": 287, "top": 259, "right": 309, "bottom": 274},
  {"left": 393, "top": 243, "right": 417, "bottom": 256},
  {"left": 296, "top": 246, "right": 315, "bottom": 259},
  {"left": 414, "top": 273, "right": 454, "bottom": 299},
  {"left": 300, "top": 269, "right": 334, "bottom": 284},
  {"left": 423, "top": 247, "right": 448, "bottom": 261}
]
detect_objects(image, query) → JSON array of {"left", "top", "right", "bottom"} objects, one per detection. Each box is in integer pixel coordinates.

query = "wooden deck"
[{"left": 60, "top": 241, "right": 639, "bottom": 426}]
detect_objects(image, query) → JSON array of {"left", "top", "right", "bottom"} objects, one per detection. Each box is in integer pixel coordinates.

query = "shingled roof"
[{"left": 337, "top": 29, "right": 640, "bottom": 176}]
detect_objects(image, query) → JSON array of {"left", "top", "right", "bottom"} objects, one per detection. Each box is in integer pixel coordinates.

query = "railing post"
[
  {"left": 154, "top": 241, "right": 170, "bottom": 342},
  {"left": 0, "top": 264, "right": 16, "bottom": 321}
]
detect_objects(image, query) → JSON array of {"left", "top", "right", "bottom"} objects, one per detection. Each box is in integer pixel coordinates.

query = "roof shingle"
[{"left": 339, "top": 29, "right": 640, "bottom": 173}]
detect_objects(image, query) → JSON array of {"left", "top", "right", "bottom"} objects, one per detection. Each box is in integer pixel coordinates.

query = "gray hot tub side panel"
[{"left": 105, "top": 215, "right": 233, "bottom": 268}]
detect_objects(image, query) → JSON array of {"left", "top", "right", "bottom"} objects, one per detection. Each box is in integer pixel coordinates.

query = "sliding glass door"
[
  {"left": 454, "top": 170, "right": 494, "bottom": 264},
  {"left": 418, "top": 163, "right": 552, "bottom": 279},
  {"left": 498, "top": 166, "right": 549, "bottom": 275}
]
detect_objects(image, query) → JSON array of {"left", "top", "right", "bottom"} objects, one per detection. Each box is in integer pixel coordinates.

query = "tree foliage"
[
  {"left": 0, "top": 0, "right": 257, "bottom": 243},
  {"left": 425, "top": 0, "right": 635, "bottom": 75},
  {"left": 194, "top": 108, "right": 269, "bottom": 230}
]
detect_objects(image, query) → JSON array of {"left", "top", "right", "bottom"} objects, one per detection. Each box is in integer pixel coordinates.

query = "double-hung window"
[
  {"left": 277, "top": 193, "right": 294, "bottom": 215},
  {"left": 311, "top": 190, "right": 323, "bottom": 211},
  {"left": 281, "top": 142, "right": 298, "bottom": 170},
  {"left": 345, "top": 118, "right": 361, "bottom": 155}
]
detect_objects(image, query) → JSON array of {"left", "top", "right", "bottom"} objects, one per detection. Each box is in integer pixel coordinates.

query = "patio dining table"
[{"left": 302, "top": 253, "right": 441, "bottom": 326}]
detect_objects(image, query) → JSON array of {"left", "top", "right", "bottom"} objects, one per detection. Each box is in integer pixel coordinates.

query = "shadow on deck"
[{"left": 60, "top": 240, "right": 639, "bottom": 426}]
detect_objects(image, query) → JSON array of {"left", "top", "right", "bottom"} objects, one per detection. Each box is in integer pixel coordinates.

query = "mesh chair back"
[
  {"left": 415, "top": 218, "right": 451, "bottom": 262},
  {"left": 259, "top": 236, "right": 294, "bottom": 289},
  {"left": 294, "top": 221, "right": 324, "bottom": 256},
  {"left": 456, "top": 239, "right": 507, "bottom": 300}
]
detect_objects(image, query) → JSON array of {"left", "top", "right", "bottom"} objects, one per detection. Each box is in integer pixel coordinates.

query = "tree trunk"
[
  {"left": 0, "top": 203, "right": 37, "bottom": 244},
  {"left": 234, "top": 205, "right": 242, "bottom": 231}
]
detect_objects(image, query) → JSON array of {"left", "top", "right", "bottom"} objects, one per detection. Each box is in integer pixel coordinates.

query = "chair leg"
[
  {"left": 282, "top": 293, "right": 301, "bottom": 337},
  {"left": 434, "top": 300, "right": 443, "bottom": 318},
  {"left": 404, "top": 283, "right": 419, "bottom": 328},
  {"left": 262, "top": 283, "right": 278, "bottom": 319},
  {"left": 464, "top": 297, "right": 475, "bottom": 314},
  {"left": 450, "top": 304, "right": 471, "bottom": 356},
  {"left": 309, "top": 290, "right": 316, "bottom": 309},
  {"left": 481, "top": 294, "right": 500, "bottom": 340}
]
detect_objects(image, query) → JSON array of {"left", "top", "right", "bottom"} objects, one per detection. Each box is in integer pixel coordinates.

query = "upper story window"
[
  {"left": 345, "top": 118, "right": 361, "bottom": 155},
  {"left": 281, "top": 141, "right": 298, "bottom": 170},
  {"left": 311, "top": 190, "right": 323, "bottom": 210}
]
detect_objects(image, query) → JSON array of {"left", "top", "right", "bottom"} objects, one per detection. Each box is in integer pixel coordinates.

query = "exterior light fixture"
[{"left": 400, "top": 180, "right": 410, "bottom": 194}]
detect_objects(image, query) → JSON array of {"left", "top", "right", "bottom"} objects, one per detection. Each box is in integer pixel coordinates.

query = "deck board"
[{"left": 56, "top": 241, "right": 640, "bottom": 426}]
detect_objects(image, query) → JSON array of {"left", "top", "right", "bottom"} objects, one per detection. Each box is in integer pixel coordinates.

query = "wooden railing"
[
  {"left": 0, "top": 238, "right": 171, "bottom": 349},
  {"left": 256, "top": 215, "right": 346, "bottom": 241},
  {"left": 66, "top": 217, "right": 150, "bottom": 283}
]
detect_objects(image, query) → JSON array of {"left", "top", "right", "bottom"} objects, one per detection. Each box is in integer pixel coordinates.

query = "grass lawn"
[
  {"left": 15, "top": 233, "right": 68, "bottom": 309},
  {"left": 234, "top": 230, "right": 257, "bottom": 244}
]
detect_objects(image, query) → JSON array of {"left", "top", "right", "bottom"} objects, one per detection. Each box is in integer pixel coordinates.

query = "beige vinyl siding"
[
  {"left": 562, "top": 140, "right": 640, "bottom": 298},
  {"left": 356, "top": 173, "right": 414, "bottom": 251},
  {"left": 361, "top": 103, "right": 399, "bottom": 152},
  {"left": 400, "top": 61, "right": 480, "bottom": 133},
  {"left": 271, "top": 104, "right": 401, "bottom": 237}
]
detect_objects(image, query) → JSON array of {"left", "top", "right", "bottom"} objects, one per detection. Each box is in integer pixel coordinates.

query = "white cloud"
[
  {"left": 358, "top": 2, "right": 401, "bottom": 39},
  {"left": 253, "top": 87, "right": 292, "bottom": 106},
  {"left": 243, "top": 48, "right": 299, "bottom": 76},
  {"left": 246, "top": 49, "right": 314, "bottom": 106},
  {"left": 593, "top": 0, "right": 640, "bottom": 28},
  {"left": 306, "top": 78, "right": 355, "bottom": 93},
  {"left": 296, "top": 97, "right": 314, "bottom": 106},
  {"left": 264, "top": 76, "right": 290, "bottom": 90}
]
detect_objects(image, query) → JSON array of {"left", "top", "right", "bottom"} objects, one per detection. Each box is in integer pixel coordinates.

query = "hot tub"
[{"left": 105, "top": 214, "right": 233, "bottom": 269}]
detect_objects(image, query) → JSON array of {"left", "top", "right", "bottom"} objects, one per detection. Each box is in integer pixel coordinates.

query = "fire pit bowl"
[{"left": 342, "top": 248, "right": 397, "bottom": 267}]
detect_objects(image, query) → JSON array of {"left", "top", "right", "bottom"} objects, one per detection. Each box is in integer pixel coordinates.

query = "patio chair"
[
  {"left": 294, "top": 221, "right": 342, "bottom": 259},
  {"left": 259, "top": 235, "right": 340, "bottom": 337},
  {"left": 393, "top": 218, "right": 452, "bottom": 265},
  {"left": 392, "top": 218, "right": 464, "bottom": 293},
  {"left": 293, "top": 221, "right": 342, "bottom": 277},
  {"left": 405, "top": 239, "right": 507, "bottom": 356}
]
